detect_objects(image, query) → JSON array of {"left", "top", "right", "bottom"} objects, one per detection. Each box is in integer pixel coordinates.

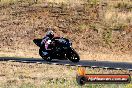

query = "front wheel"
[
  {"left": 67, "top": 48, "right": 80, "bottom": 62},
  {"left": 39, "top": 48, "right": 52, "bottom": 62}
]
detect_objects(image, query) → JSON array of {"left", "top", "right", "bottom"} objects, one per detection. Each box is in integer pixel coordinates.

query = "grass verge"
[{"left": 0, "top": 61, "right": 131, "bottom": 88}]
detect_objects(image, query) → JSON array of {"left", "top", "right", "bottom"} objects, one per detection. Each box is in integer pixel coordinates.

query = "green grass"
[
  {"left": 0, "top": 2, "right": 131, "bottom": 88},
  {"left": 0, "top": 61, "right": 131, "bottom": 88},
  {"left": 114, "top": 1, "right": 132, "bottom": 11},
  {"left": 0, "top": 0, "right": 85, "bottom": 5},
  {"left": 1, "top": 77, "right": 131, "bottom": 88}
]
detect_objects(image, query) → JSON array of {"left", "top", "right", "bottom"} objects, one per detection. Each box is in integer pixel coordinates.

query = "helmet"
[{"left": 46, "top": 30, "right": 54, "bottom": 39}]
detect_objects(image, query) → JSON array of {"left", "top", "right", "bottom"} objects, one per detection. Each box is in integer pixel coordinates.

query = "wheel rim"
[
  {"left": 72, "top": 57, "right": 78, "bottom": 60},
  {"left": 72, "top": 54, "right": 78, "bottom": 60},
  {"left": 47, "top": 57, "right": 51, "bottom": 60},
  {"left": 40, "top": 51, "right": 52, "bottom": 61}
]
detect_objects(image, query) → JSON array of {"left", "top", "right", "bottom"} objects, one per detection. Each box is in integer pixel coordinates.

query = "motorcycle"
[{"left": 33, "top": 37, "right": 80, "bottom": 62}]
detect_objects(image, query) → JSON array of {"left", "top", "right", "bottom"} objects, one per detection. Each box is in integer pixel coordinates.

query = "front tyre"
[
  {"left": 39, "top": 48, "right": 52, "bottom": 62},
  {"left": 68, "top": 48, "right": 80, "bottom": 62}
]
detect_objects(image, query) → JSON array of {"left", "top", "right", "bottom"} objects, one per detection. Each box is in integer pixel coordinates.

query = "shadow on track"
[{"left": 0, "top": 57, "right": 132, "bottom": 70}]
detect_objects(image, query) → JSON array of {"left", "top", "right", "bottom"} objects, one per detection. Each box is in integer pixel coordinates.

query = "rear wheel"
[
  {"left": 39, "top": 48, "right": 52, "bottom": 61},
  {"left": 67, "top": 48, "right": 80, "bottom": 62}
]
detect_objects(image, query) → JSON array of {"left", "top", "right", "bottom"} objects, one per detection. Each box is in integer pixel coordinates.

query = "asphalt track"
[{"left": 0, "top": 57, "right": 132, "bottom": 71}]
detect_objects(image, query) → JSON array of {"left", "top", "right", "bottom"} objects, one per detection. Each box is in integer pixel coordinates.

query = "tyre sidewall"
[{"left": 39, "top": 48, "right": 52, "bottom": 61}]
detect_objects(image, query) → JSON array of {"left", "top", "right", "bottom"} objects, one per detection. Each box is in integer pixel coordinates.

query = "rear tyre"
[
  {"left": 39, "top": 48, "right": 52, "bottom": 62},
  {"left": 68, "top": 48, "right": 80, "bottom": 62}
]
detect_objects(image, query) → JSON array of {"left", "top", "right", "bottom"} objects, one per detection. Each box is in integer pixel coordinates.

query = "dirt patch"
[
  {"left": 0, "top": 61, "right": 131, "bottom": 87},
  {"left": 0, "top": 1, "right": 132, "bottom": 62},
  {"left": 79, "top": 52, "right": 132, "bottom": 63}
]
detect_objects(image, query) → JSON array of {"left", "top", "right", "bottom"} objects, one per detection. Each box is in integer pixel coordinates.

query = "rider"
[{"left": 41, "top": 30, "right": 54, "bottom": 55}]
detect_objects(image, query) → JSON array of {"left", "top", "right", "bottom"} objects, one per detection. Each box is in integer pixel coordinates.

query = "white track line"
[
  {"left": 115, "top": 68, "right": 122, "bottom": 70},
  {"left": 36, "top": 62, "right": 42, "bottom": 64},
  {"left": 5, "top": 60, "right": 132, "bottom": 71},
  {"left": 64, "top": 64, "right": 70, "bottom": 66},
  {"left": 8, "top": 60, "right": 16, "bottom": 62}
]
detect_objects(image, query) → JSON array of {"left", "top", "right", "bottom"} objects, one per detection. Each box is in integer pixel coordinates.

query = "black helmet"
[{"left": 46, "top": 30, "right": 54, "bottom": 39}]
